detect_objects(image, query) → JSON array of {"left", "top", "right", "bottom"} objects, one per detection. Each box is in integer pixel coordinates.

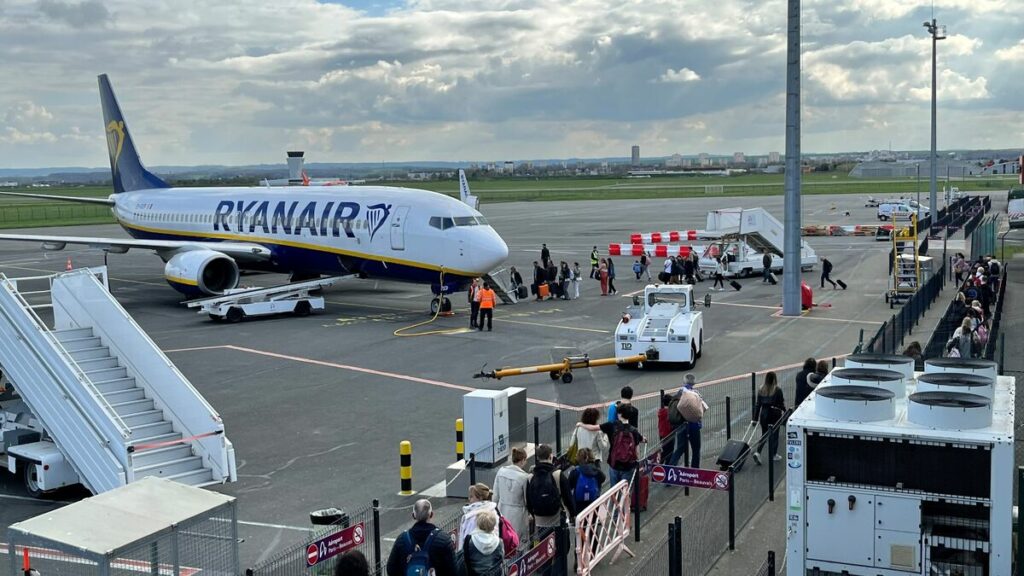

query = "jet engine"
[{"left": 163, "top": 250, "right": 240, "bottom": 296}]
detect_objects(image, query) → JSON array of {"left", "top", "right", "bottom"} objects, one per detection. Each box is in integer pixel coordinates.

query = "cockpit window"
[
  {"left": 429, "top": 216, "right": 455, "bottom": 230},
  {"left": 453, "top": 216, "right": 479, "bottom": 227}
]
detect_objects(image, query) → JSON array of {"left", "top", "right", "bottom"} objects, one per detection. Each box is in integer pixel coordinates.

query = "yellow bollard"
[
  {"left": 399, "top": 440, "right": 415, "bottom": 496},
  {"left": 455, "top": 419, "right": 465, "bottom": 461}
]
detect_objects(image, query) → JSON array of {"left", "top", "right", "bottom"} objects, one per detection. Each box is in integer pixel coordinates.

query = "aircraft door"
[{"left": 390, "top": 206, "right": 410, "bottom": 250}]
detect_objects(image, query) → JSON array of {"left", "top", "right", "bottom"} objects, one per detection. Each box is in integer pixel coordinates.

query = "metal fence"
[
  {"left": 0, "top": 203, "right": 113, "bottom": 227},
  {"left": 969, "top": 215, "right": 998, "bottom": 261},
  {"left": 859, "top": 262, "right": 947, "bottom": 355},
  {"left": 246, "top": 502, "right": 381, "bottom": 576}
]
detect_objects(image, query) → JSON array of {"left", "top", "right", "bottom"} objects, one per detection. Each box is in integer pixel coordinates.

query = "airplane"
[{"left": 0, "top": 75, "right": 508, "bottom": 311}]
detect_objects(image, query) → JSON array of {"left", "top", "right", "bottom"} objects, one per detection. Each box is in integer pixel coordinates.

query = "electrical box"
[
  {"left": 463, "top": 390, "right": 509, "bottom": 465},
  {"left": 787, "top": 355, "right": 1013, "bottom": 576},
  {"left": 503, "top": 387, "right": 527, "bottom": 446}
]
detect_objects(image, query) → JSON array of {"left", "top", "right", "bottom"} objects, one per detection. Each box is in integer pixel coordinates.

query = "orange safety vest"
[{"left": 479, "top": 289, "right": 496, "bottom": 309}]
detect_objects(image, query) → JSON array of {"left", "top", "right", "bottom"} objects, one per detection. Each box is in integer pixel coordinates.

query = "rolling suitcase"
[
  {"left": 729, "top": 280, "right": 742, "bottom": 291},
  {"left": 716, "top": 422, "right": 759, "bottom": 472},
  {"left": 768, "top": 272, "right": 778, "bottom": 285},
  {"left": 537, "top": 282, "right": 550, "bottom": 299},
  {"left": 632, "top": 469, "right": 650, "bottom": 512},
  {"left": 836, "top": 279, "right": 847, "bottom": 290},
  {"left": 517, "top": 285, "right": 528, "bottom": 299}
]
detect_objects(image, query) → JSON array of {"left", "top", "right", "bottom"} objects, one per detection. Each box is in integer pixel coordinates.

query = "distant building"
[
  {"left": 698, "top": 153, "right": 711, "bottom": 167},
  {"left": 732, "top": 152, "right": 746, "bottom": 164},
  {"left": 849, "top": 159, "right": 980, "bottom": 179},
  {"left": 666, "top": 153, "right": 684, "bottom": 168},
  {"left": 631, "top": 145, "right": 640, "bottom": 166},
  {"left": 768, "top": 151, "right": 781, "bottom": 163},
  {"left": 503, "top": 161, "right": 515, "bottom": 174},
  {"left": 980, "top": 158, "right": 1022, "bottom": 176},
  {"left": 0, "top": 181, "right": 17, "bottom": 188}
]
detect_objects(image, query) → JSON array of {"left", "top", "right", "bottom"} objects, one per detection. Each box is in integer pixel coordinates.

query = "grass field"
[{"left": 0, "top": 174, "right": 1015, "bottom": 229}]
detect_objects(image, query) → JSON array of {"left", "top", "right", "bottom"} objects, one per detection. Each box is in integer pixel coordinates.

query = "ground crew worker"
[
  {"left": 478, "top": 282, "right": 496, "bottom": 331},
  {"left": 468, "top": 278, "right": 481, "bottom": 328},
  {"left": 590, "top": 247, "right": 600, "bottom": 278}
]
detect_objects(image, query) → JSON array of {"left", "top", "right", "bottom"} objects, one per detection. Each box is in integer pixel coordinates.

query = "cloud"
[
  {"left": 995, "top": 40, "right": 1024, "bottom": 62},
  {"left": 657, "top": 68, "right": 700, "bottom": 83},
  {"left": 36, "top": 0, "right": 110, "bottom": 27}
]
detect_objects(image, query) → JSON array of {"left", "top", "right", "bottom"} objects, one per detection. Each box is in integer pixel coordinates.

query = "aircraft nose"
[{"left": 475, "top": 229, "right": 509, "bottom": 273}]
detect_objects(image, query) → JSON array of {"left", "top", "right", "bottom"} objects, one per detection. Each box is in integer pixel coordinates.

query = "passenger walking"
[
  {"left": 657, "top": 393, "right": 676, "bottom": 464},
  {"left": 477, "top": 283, "right": 496, "bottom": 331},
  {"left": 468, "top": 278, "right": 481, "bottom": 328},
  {"left": 559, "top": 261, "right": 572, "bottom": 300},
  {"left": 541, "top": 243, "right": 551, "bottom": 268},
  {"left": 545, "top": 260, "right": 558, "bottom": 295},
  {"left": 671, "top": 256, "right": 684, "bottom": 284},
  {"left": 593, "top": 408, "right": 645, "bottom": 488},
  {"left": 682, "top": 255, "right": 695, "bottom": 285},
  {"left": 946, "top": 317, "right": 980, "bottom": 359},
  {"left": 640, "top": 252, "right": 652, "bottom": 281},
  {"left": 572, "top": 262, "right": 582, "bottom": 299},
  {"left": 807, "top": 360, "right": 828, "bottom": 389},
  {"left": 509, "top": 266, "right": 523, "bottom": 295},
  {"left": 386, "top": 499, "right": 457, "bottom": 576},
  {"left": 606, "top": 257, "right": 617, "bottom": 294},
  {"left": 335, "top": 550, "right": 370, "bottom": 576},
  {"left": 633, "top": 260, "right": 642, "bottom": 280},
  {"left": 598, "top": 259, "right": 609, "bottom": 296},
  {"left": 794, "top": 357, "right": 817, "bottom": 407},
  {"left": 462, "top": 511, "right": 505, "bottom": 576},
  {"left": 457, "top": 484, "right": 499, "bottom": 552},
  {"left": 752, "top": 371, "right": 786, "bottom": 465},
  {"left": 532, "top": 261, "right": 546, "bottom": 301},
  {"left": 493, "top": 447, "right": 530, "bottom": 541},
  {"left": 563, "top": 448, "right": 605, "bottom": 522},
  {"left": 589, "top": 247, "right": 600, "bottom": 278},
  {"left": 762, "top": 253, "right": 773, "bottom": 283},
  {"left": 820, "top": 257, "right": 838, "bottom": 289},
  {"left": 660, "top": 256, "right": 673, "bottom": 284},
  {"left": 667, "top": 375, "right": 704, "bottom": 468},
  {"left": 713, "top": 256, "right": 726, "bottom": 290},
  {"left": 526, "top": 444, "right": 569, "bottom": 530},
  {"left": 607, "top": 386, "right": 639, "bottom": 428},
  {"left": 953, "top": 253, "right": 967, "bottom": 285},
  {"left": 573, "top": 408, "right": 610, "bottom": 467}
]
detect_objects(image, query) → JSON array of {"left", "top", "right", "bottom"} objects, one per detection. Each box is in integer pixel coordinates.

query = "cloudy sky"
[{"left": 0, "top": 0, "right": 1021, "bottom": 168}]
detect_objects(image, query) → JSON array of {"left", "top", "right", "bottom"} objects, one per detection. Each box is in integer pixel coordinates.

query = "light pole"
[
  {"left": 782, "top": 0, "right": 801, "bottom": 316},
  {"left": 924, "top": 18, "right": 945, "bottom": 224},
  {"left": 916, "top": 163, "right": 921, "bottom": 221}
]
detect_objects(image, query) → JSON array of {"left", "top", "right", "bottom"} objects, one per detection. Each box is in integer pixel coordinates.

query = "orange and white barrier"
[
  {"left": 608, "top": 244, "right": 710, "bottom": 258},
  {"left": 800, "top": 224, "right": 886, "bottom": 237},
  {"left": 629, "top": 230, "right": 701, "bottom": 244},
  {"left": 575, "top": 479, "right": 635, "bottom": 575}
]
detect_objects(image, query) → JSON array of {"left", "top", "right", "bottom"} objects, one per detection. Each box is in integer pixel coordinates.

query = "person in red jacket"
[{"left": 657, "top": 393, "right": 676, "bottom": 464}]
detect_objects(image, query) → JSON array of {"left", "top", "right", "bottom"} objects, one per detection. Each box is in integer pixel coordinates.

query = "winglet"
[
  {"left": 458, "top": 169, "right": 479, "bottom": 209},
  {"left": 98, "top": 74, "right": 170, "bottom": 194}
]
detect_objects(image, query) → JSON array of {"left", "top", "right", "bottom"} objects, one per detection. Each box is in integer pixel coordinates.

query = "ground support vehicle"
[{"left": 614, "top": 284, "right": 703, "bottom": 369}]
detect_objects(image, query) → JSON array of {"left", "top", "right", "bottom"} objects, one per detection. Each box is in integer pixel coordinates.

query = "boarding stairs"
[
  {"left": 483, "top": 268, "right": 516, "bottom": 305},
  {"left": 889, "top": 213, "right": 920, "bottom": 303},
  {"left": 0, "top": 267, "right": 235, "bottom": 494}
]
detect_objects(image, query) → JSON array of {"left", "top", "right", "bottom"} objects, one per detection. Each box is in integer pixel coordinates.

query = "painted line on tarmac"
[
  {"left": 709, "top": 301, "right": 781, "bottom": 311},
  {"left": 165, "top": 345, "right": 577, "bottom": 410},
  {"left": 496, "top": 317, "right": 610, "bottom": 334},
  {"left": 0, "top": 493, "right": 70, "bottom": 504},
  {"left": 769, "top": 310, "right": 883, "bottom": 325},
  {"left": 213, "top": 518, "right": 309, "bottom": 532}
]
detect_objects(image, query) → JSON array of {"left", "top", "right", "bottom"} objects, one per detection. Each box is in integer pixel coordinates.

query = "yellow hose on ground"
[{"left": 394, "top": 269, "right": 471, "bottom": 337}]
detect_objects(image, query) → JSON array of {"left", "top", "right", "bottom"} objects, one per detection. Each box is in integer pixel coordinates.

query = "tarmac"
[{"left": 0, "top": 191, "right": 984, "bottom": 571}]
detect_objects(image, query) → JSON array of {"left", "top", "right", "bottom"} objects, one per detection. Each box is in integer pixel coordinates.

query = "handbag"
[{"left": 566, "top": 429, "right": 579, "bottom": 465}]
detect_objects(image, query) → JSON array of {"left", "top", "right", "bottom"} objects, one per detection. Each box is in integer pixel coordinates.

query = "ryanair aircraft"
[{"left": 0, "top": 75, "right": 508, "bottom": 306}]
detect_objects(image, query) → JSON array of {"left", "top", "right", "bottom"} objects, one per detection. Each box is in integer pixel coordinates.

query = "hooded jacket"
[
  {"left": 463, "top": 531, "right": 505, "bottom": 576},
  {"left": 457, "top": 501, "right": 498, "bottom": 552}
]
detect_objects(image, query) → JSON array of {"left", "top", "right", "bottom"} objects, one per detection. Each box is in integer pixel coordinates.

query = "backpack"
[
  {"left": 574, "top": 467, "right": 600, "bottom": 505},
  {"left": 975, "top": 324, "right": 989, "bottom": 345},
  {"left": 527, "top": 468, "right": 562, "bottom": 517},
  {"left": 404, "top": 529, "right": 438, "bottom": 576},
  {"left": 667, "top": 397, "right": 685, "bottom": 426},
  {"left": 496, "top": 509, "right": 520, "bottom": 557},
  {"left": 608, "top": 425, "right": 638, "bottom": 469},
  {"left": 606, "top": 401, "right": 618, "bottom": 423}
]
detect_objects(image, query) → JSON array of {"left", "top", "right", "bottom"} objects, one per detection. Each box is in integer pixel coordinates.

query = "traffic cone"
[{"left": 65, "top": 257, "right": 72, "bottom": 271}]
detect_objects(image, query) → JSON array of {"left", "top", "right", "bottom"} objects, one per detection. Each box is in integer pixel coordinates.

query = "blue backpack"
[
  {"left": 574, "top": 467, "right": 600, "bottom": 505},
  {"left": 404, "top": 529, "right": 438, "bottom": 576}
]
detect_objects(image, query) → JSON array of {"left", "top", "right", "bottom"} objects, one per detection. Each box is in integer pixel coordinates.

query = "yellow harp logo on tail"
[{"left": 106, "top": 120, "right": 125, "bottom": 173}]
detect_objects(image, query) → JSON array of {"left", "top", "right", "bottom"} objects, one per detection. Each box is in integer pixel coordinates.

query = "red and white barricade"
[
  {"left": 608, "top": 244, "right": 708, "bottom": 258},
  {"left": 575, "top": 479, "right": 634, "bottom": 575},
  {"left": 629, "top": 230, "right": 701, "bottom": 244}
]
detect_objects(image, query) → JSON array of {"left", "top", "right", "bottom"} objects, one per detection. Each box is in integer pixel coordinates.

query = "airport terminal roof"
[{"left": 8, "top": 477, "right": 235, "bottom": 557}]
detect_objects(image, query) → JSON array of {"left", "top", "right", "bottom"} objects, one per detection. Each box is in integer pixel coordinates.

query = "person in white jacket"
[
  {"left": 457, "top": 484, "right": 498, "bottom": 552},
  {"left": 573, "top": 408, "right": 610, "bottom": 466},
  {"left": 492, "top": 447, "right": 530, "bottom": 541}
]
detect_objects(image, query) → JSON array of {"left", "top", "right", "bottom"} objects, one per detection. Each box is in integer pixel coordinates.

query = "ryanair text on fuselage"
[{"left": 211, "top": 199, "right": 392, "bottom": 241}]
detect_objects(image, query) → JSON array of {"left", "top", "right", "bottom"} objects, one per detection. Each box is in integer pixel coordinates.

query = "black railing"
[
  {"left": 923, "top": 265, "right": 1006, "bottom": 362},
  {"left": 859, "top": 263, "right": 947, "bottom": 356}
]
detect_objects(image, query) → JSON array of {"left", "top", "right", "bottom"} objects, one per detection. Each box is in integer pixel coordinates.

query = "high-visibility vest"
[{"left": 479, "top": 289, "right": 496, "bottom": 309}]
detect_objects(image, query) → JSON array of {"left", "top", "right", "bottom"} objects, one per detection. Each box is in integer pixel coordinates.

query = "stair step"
[
  {"left": 84, "top": 367, "right": 128, "bottom": 382},
  {"left": 134, "top": 455, "right": 204, "bottom": 479},
  {"left": 129, "top": 431, "right": 182, "bottom": 447},
  {"left": 110, "top": 398, "right": 155, "bottom": 416},
  {"left": 76, "top": 357, "right": 119, "bottom": 371},
  {"left": 129, "top": 421, "right": 174, "bottom": 438},
  {"left": 165, "top": 467, "right": 215, "bottom": 487},
  {"left": 56, "top": 336, "right": 103, "bottom": 352},
  {"left": 132, "top": 444, "right": 194, "bottom": 469},
  {"left": 122, "top": 410, "right": 164, "bottom": 427},
  {"left": 100, "top": 387, "right": 146, "bottom": 402},
  {"left": 51, "top": 327, "right": 94, "bottom": 341},
  {"left": 95, "top": 378, "right": 138, "bottom": 394},
  {"left": 67, "top": 346, "right": 111, "bottom": 361}
]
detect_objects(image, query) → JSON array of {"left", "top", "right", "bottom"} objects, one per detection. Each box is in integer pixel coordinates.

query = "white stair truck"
[
  {"left": 0, "top": 267, "right": 236, "bottom": 496},
  {"left": 186, "top": 276, "right": 343, "bottom": 322},
  {"left": 614, "top": 284, "right": 703, "bottom": 369},
  {"left": 697, "top": 207, "right": 817, "bottom": 278}
]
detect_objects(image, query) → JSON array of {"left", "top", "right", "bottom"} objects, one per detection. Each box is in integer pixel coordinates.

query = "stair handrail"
[{"left": 0, "top": 275, "right": 131, "bottom": 438}]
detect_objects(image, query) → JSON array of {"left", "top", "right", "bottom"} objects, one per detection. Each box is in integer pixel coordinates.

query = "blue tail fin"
[{"left": 98, "top": 74, "right": 170, "bottom": 193}]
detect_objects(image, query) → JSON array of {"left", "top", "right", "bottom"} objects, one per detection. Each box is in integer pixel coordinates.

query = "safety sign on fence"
[
  {"left": 507, "top": 531, "right": 557, "bottom": 576},
  {"left": 306, "top": 522, "right": 365, "bottom": 567},
  {"left": 649, "top": 464, "right": 730, "bottom": 491}
]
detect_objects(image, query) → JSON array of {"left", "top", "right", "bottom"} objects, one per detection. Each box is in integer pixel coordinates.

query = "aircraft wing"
[{"left": 0, "top": 233, "right": 272, "bottom": 262}]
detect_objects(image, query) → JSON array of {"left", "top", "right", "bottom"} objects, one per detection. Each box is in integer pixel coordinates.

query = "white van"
[{"left": 877, "top": 203, "right": 913, "bottom": 221}]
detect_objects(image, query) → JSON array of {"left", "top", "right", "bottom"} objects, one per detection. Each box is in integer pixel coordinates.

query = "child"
[
  {"left": 633, "top": 260, "right": 642, "bottom": 280},
  {"left": 657, "top": 394, "right": 676, "bottom": 464}
]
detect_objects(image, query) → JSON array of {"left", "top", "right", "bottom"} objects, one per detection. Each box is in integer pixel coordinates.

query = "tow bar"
[{"left": 473, "top": 352, "right": 650, "bottom": 384}]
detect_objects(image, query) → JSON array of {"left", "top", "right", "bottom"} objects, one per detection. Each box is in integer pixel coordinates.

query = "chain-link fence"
[
  {"left": 0, "top": 203, "right": 114, "bottom": 228},
  {"left": 860, "top": 262, "right": 947, "bottom": 356}
]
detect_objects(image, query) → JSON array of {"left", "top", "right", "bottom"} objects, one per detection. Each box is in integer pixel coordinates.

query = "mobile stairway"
[{"left": 0, "top": 267, "right": 235, "bottom": 496}]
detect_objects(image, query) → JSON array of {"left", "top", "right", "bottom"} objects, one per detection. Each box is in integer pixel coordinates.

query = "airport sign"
[
  {"left": 306, "top": 522, "right": 365, "bottom": 567},
  {"left": 508, "top": 531, "right": 557, "bottom": 576},
  {"left": 650, "top": 464, "right": 730, "bottom": 491}
]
